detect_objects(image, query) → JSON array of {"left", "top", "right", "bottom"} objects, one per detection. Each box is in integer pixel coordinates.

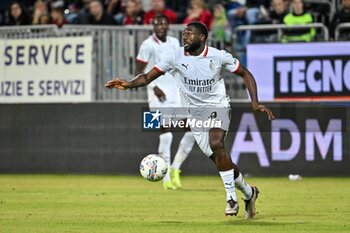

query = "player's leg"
[
  {"left": 208, "top": 128, "right": 239, "bottom": 216},
  {"left": 158, "top": 127, "right": 176, "bottom": 189},
  {"left": 171, "top": 127, "right": 195, "bottom": 188},
  {"left": 209, "top": 128, "right": 259, "bottom": 219},
  {"left": 190, "top": 128, "right": 239, "bottom": 215},
  {"left": 238, "top": 173, "right": 259, "bottom": 219},
  {"left": 149, "top": 97, "right": 176, "bottom": 190}
]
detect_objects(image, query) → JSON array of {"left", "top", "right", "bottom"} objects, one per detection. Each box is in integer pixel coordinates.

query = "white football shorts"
[{"left": 189, "top": 107, "right": 231, "bottom": 157}]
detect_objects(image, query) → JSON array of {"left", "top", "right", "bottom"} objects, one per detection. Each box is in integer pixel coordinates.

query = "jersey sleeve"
[
  {"left": 222, "top": 51, "right": 240, "bottom": 74},
  {"left": 136, "top": 41, "right": 151, "bottom": 64},
  {"left": 153, "top": 49, "right": 175, "bottom": 74}
]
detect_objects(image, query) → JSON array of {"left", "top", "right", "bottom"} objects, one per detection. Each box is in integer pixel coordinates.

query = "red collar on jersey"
[
  {"left": 152, "top": 34, "right": 163, "bottom": 44},
  {"left": 184, "top": 45, "right": 208, "bottom": 57}
]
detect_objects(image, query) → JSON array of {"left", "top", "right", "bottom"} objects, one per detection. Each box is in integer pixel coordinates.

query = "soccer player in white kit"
[
  {"left": 106, "top": 22, "right": 275, "bottom": 219},
  {"left": 135, "top": 14, "right": 196, "bottom": 190}
]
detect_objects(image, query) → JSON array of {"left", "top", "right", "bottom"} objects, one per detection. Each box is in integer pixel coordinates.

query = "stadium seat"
[{"left": 304, "top": 0, "right": 333, "bottom": 24}]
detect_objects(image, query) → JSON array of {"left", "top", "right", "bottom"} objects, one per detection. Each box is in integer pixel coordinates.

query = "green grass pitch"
[{"left": 0, "top": 175, "right": 349, "bottom": 233}]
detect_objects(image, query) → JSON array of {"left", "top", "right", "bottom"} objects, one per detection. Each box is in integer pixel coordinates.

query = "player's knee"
[{"left": 209, "top": 139, "right": 224, "bottom": 153}]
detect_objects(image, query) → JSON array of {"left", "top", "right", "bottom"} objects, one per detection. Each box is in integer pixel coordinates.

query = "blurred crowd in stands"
[{"left": 0, "top": 0, "right": 349, "bottom": 42}]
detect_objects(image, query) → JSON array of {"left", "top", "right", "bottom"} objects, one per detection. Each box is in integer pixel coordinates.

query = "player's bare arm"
[
  {"left": 135, "top": 60, "right": 147, "bottom": 75},
  {"left": 135, "top": 60, "right": 166, "bottom": 102},
  {"left": 235, "top": 65, "right": 275, "bottom": 120},
  {"left": 105, "top": 68, "right": 163, "bottom": 90}
]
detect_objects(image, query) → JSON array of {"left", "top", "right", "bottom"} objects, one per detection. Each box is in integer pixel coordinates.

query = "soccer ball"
[{"left": 139, "top": 154, "right": 168, "bottom": 182}]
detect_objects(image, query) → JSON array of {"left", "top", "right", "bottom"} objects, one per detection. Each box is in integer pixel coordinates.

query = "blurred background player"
[
  {"left": 135, "top": 14, "right": 195, "bottom": 189},
  {"left": 106, "top": 21, "right": 275, "bottom": 218}
]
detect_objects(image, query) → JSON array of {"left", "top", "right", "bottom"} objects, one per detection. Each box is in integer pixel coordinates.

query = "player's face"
[
  {"left": 153, "top": 18, "right": 168, "bottom": 40},
  {"left": 182, "top": 26, "right": 201, "bottom": 53}
]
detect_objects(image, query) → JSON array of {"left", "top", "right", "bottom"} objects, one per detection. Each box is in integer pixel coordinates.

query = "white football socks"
[
  {"left": 158, "top": 132, "right": 173, "bottom": 183},
  {"left": 219, "top": 169, "right": 237, "bottom": 202},
  {"left": 171, "top": 132, "right": 195, "bottom": 170},
  {"left": 234, "top": 173, "right": 253, "bottom": 200}
]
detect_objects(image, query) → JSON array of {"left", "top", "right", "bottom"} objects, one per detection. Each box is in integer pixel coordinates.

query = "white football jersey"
[
  {"left": 136, "top": 34, "right": 180, "bottom": 105},
  {"left": 154, "top": 45, "right": 241, "bottom": 107}
]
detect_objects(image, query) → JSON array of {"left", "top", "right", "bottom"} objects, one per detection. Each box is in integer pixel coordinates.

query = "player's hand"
[
  {"left": 153, "top": 86, "right": 166, "bottom": 102},
  {"left": 252, "top": 103, "right": 275, "bottom": 120},
  {"left": 105, "top": 78, "right": 129, "bottom": 90}
]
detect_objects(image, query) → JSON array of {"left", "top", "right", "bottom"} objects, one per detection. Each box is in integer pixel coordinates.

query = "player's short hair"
[
  {"left": 152, "top": 14, "right": 169, "bottom": 24},
  {"left": 186, "top": 21, "right": 208, "bottom": 40}
]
